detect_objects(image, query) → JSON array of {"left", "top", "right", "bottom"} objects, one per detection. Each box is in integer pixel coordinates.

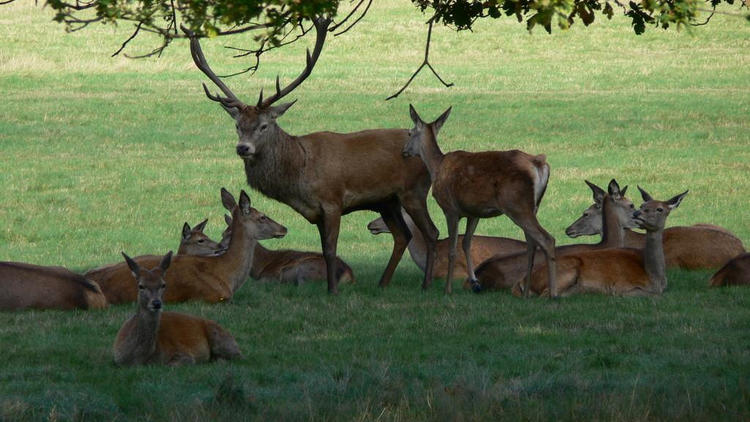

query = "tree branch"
[
  {"left": 112, "top": 22, "right": 142, "bottom": 57},
  {"left": 386, "top": 19, "right": 453, "bottom": 101},
  {"left": 333, "top": 0, "right": 373, "bottom": 36}
]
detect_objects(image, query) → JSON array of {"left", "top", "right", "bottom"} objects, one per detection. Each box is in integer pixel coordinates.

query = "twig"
[
  {"left": 112, "top": 22, "right": 142, "bottom": 57},
  {"left": 333, "top": 0, "right": 373, "bottom": 36},
  {"left": 386, "top": 19, "right": 453, "bottom": 101},
  {"left": 329, "top": 0, "right": 367, "bottom": 32}
]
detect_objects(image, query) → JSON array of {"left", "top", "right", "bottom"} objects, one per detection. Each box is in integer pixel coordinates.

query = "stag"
[{"left": 186, "top": 18, "right": 438, "bottom": 293}]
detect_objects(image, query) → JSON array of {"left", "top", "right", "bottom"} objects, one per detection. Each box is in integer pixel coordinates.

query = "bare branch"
[
  {"left": 0, "top": 0, "right": 18, "bottom": 4},
  {"left": 124, "top": 37, "right": 170, "bottom": 59},
  {"left": 691, "top": 6, "right": 715, "bottom": 25},
  {"left": 386, "top": 19, "right": 453, "bottom": 101},
  {"left": 112, "top": 22, "right": 142, "bottom": 57},
  {"left": 334, "top": 0, "right": 373, "bottom": 36}
]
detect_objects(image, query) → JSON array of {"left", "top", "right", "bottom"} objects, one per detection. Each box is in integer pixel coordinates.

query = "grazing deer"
[
  {"left": 113, "top": 251, "right": 241, "bottom": 366},
  {"left": 367, "top": 209, "right": 527, "bottom": 280},
  {"left": 177, "top": 219, "right": 226, "bottom": 256},
  {"left": 709, "top": 253, "right": 750, "bottom": 287},
  {"left": 86, "top": 189, "right": 287, "bottom": 304},
  {"left": 477, "top": 179, "right": 637, "bottom": 290},
  {"left": 186, "top": 18, "right": 438, "bottom": 294},
  {"left": 0, "top": 262, "right": 107, "bottom": 311},
  {"left": 520, "top": 187, "right": 688, "bottom": 297},
  {"left": 565, "top": 196, "right": 745, "bottom": 270},
  {"left": 403, "top": 105, "right": 556, "bottom": 295}
]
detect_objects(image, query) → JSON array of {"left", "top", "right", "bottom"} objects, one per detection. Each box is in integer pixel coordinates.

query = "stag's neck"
[
  {"left": 599, "top": 197, "right": 625, "bottom": 248},
  {"left": 131, "top": 308, "right": 160, "bottom": 363},
  {"left": 420, "top": 137, "right": 445, "bottom": 181},
  {"left": 243, "top": 129, "right": 306, "bottom": 205},
  {"left": 216, "top": 214, "right": 257, "bottom": 293},
  {"left": 643, "top": 229, "right": 667, "bottom": 292}
]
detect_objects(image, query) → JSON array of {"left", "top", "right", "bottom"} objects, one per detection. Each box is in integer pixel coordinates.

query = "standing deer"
[
  {"left": 367, "top": 209, "right": 527, "bottom": 280},
  {"left": 113, "top": 251, "right": 241, "bottom": 366},
  {"left": 565, "top": 195, "right": 745, "bottom": 270},
  {"left": 709, "top": 253, "right": 750, "bottom": 287},
  {"left": 403, "top": 105, "right": 556, "bottom": 295},
  {"left": 520, "top": 187, "right": 688, "bottom": 297},
  {"left": 86, "top": 189, "right": 287, "bottom": 304},
  {"left": 477, "top": 179, "right": 637, "bottom": 291},
  {"left": 186, "top": 18, "right": 438, "bottom": 294},
  {"left": 0, "top": 262, "right": 107, "bottom": 311},
  {"left": 178, "top": 219, "right": 225, "bottom": 256}
]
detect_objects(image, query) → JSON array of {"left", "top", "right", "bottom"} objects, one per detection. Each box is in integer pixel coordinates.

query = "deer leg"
[
  {"left": 463, "top": 217, "right": 481, "bottom": 292},
  {"left": 445, "top": 213, "right": 460, "bottom": 295},
  {"left": 316, "top": 211, "right": 342, "bottom": 294},
  {"left": 401, "top": 199, "right": 438, "bottom": 289},
  {"left": 377, "top": 203, "right": 411, "bottom": 288},
  {"left": 519, "top": 218, "right": 557, "bottom": 299},
  {"left": 522, "top": 233, "right": 538, "bottom": 298}
]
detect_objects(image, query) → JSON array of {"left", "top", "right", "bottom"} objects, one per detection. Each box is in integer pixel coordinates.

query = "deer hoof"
[{"left": 470, "top": 279, "right": 482, "bottom": 293}]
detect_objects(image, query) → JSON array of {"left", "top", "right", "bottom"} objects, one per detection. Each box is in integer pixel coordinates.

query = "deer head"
[
  {"left": 633, "top": 187, "right": 689, "bottom": 232},
  {"left": 123, "top": 251, "right": 172, "bottom": 313},
  {"left": 565, "top": 179, "right": 638, "bottom": 237},
  {"left": 180, "top": 219, "right": 225, "bottom": 255},
  {"left": 403, "top": 104, "right": 452, "bottom": 158},
  {"left": 187, "top": 18, "right": 330, "bottom": 161},
  {"left": 220, "top": 188, "right": 288, "bottom": 240}
]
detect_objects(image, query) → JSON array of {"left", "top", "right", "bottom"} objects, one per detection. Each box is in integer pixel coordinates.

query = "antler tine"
[
  {"left": 260, "top": 16, "right": 331, "bottom": 108},
  {"left": 185, "top": 28, "right": 247, "bottom": 109},
  {"left": 256, "top": 89, "right": 264, "bottom": 108}
]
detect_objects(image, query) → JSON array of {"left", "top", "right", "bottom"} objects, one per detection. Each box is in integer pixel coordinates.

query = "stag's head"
[
  {"left": 219, "top": 188, "right": 287, "bottom": 241},
  {"left": 565, "top": 179, "right": 639, "bottom": 238},
  {"left": 123, "top": 251, "right": 172, "bottom": 313},
  {"left": 633, "top": 187, "right": 688, "bottom": 232},
  {"left": 186, "top": 18, "right": 330, "bottom": 161},
  {"left": 403, "top": 104, "right": 452, "bottom": 159}
]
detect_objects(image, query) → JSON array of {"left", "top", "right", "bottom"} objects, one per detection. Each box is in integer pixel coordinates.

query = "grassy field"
[{"left": 1, "top": 0, "right": 749, "bottom": 420}]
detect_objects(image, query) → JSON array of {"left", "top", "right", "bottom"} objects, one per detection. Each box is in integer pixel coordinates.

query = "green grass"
[{"left": 1, "top": 0, "right": 749, "bottom": 419}]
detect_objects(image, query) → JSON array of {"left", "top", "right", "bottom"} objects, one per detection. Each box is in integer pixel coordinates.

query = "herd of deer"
[{"left": 2, "top": 17, "right": 747, "bottom": 366}]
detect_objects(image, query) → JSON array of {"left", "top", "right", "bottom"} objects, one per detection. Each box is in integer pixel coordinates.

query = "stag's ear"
[
  {"left": 432, "top": 107, "right": 452, "bottom": 134},
  {"left": 409, "top": 104, "right": 422, "bottom": 125},
  {"left": 221, "top": 104, "right": 242, "bottom": 120},
  {"left": 182, "top": 223, "right": 191, "bottom": 240},
  {"left": 159, "top": 251, "right": 173, "bottom": 273},
  {"left": 193, "top": 219, "right": 208, "bottom": 233},
  {"left": 585, "top": 180, "right": 606, "bottom": 204},
  {"left": 268, "top": 101, "right": 296, "bottom": 119},
  {"left": 122, "top": 252, "right": 140, "bottom": 279},
  {"left": 221, "top": 188, "right": 237, "bottom": 212},
  {"left": 239, "top": 190, "right": 252, "bottom": 215},
  {"left": 637, "top": 186, "right": 653, "bottom": 202},
  {"left": 667, "top": 190, "right": 689, "bottom": 210}
]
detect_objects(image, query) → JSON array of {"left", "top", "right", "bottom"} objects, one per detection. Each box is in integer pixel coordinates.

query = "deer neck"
[
  {"left": 599, "top": 197, "right": 625, "bottom": 248},
  {"left": 419, "top": 136, "right": 445, "bottom": 181},
  {"left": 401, "top": 212, "right": 428, "bottom": 272},
  {"left": 643, "top": 228, "right": 667, "bottom": 292},
  {"left": 215, "top": 214, "right": 257, "bottom": 293},
  {"left": 249, "top": 243, "right": 271, "bottom": 279},
  {"left": 132, "top": 308, "right": 160, "bottom": 362},
  {"left": 243, "top": 129, "right": 306, "bottom": 205}
]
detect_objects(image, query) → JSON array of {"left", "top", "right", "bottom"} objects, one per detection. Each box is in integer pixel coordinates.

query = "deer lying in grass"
[
  {"left": 518, "top": 187, "right": 688, "bottom": 297},
  {"left": 367, "top": 209, "right": 527, "bottom": 280},
  {"left": 0, "top": 262, "right": 107, "bottom": 311},
  {"left": 404, "top": 105, "right": 556, "bottom": 295},
  {"left": 113, "top": 251, "right": 241, "bottom": 366},
  {"left": 476, "top": 179, "right": 637, "bottom": 291},
  {"left": 86, "top": 189, "right": 286, "bottom": 304},
  {"left": 565, "top": 195, "right": 745, "bottom": 270},
  {"left": 177, "top": 219, "right": 225, "bottom": 256},
  {"left": 709, "top": 253, "right": 750, "bottom": 287},
  {"left": 183, "top": 215, "right": 355, "bottom": 285}
]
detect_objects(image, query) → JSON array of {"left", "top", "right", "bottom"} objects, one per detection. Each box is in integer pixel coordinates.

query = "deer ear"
[
  {"left": 607, "top": 179, "right": 622, "bottom": 198},
  {"left": 268, "top": 101, "right": 296, "bottom": 119},
  {"left": 585, "top": 180, "right": 605, "bottom": 204},
  {"left": 159, "top": 251, "right": 173, "bottom": 273},
  {"left": 221, "top": 103, "right": 242, "bottom": 120},
  {"left": 122, "top": 252, "right": 140, "bottom": 279},
  {"left": 239, "top": 190, "right": 252, "bottom": 215},
  {"left": 181, "top": 222, "right": 191, "bottom": 240},
  {"left": 194, "top": 218, "right": 208, "bottom": 233},
  {"left": 667, "top": 190, "right": 689, "bottom": 209},
  {"left": 409, "top": 104, "right": 422, "bottom": 125},
  {"left": 220, "top": 188, "right": 237, "bottom": 211},
  {"left": 637, "top": 186, "right": 653, "bottom": 202},
  {"left": 620, "top": 185, "right": 628, "bottom": 196},
  {"left": 432, "top": 106, "right": 452, "bottom": 134}
]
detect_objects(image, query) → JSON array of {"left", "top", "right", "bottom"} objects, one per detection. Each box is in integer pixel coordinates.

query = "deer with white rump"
[
  {"left": 403, "top": 105, "right": 557, "bottom": 295},
  {"left": 187, "top": 18, "right": 439, "bottom": 294}
]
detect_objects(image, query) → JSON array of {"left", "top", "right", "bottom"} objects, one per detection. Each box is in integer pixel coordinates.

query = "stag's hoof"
[{"left": 470, "top": 279, "right": 482, "bottom": 293}]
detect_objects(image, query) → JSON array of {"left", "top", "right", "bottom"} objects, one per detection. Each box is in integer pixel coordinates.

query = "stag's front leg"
[
  {"left": 317, "top": 211, "right": 342, "bottom": 294},
  {"left": 463, "top": 217, "right": 481, "bottom": 292},
  {"left": 377, "top": 203, "right": 411, "bottom": 288},
  {"left": 444, "top": 213, "right": 460, "bottom": 294}
]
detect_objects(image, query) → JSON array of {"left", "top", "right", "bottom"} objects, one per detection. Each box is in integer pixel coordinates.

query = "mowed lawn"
[{"left": 1, "top": 0, "right": 749, "bottom": 420}]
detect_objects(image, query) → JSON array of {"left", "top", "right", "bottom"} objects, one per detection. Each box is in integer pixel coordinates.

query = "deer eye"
[
  {"left": 583, "top": 212, "right": 590, "bottom": 217},
  {"left": 259, "top": 124, "right": 268, "bottom": 132},
  {"left": 630, "top": 204, "right": 635, "bottom": 209},
  {"left": 260, "top": 215, "right": 268, "bottom": 222},
  {"left": 138, "top": 285, "right": 144, "bottom": 290},
  {"left": 197, "top": 239, "right": 205, "bottom": 243},
  {"left": 161, "top": 284, "right": 166, "bottom": 289},
  {"left": 657, "top": 207, "right": 664, "bottom": 213}
]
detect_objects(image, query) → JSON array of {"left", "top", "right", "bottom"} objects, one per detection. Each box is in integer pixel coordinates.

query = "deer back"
[{"left": 709, "top": 253, "right": 750, "bottom": 287}]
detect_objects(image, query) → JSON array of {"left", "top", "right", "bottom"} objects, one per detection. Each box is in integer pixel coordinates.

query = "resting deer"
[
  {"left": 186, "top": 18, "right": 439, "bottom": 294},
  {"left": 565, "top": 194, "right": 745, "bottom": 270},
  {"left": 403, "top": 105, "right": 556, "bottom": 295},
  {"left": 113, "top": 251, "right": 241, "bottom": 366},
  {"left": 177, "top": 219, "right": 225, "bottom": 256},
  {"left": 477, "top": 179, "right": 637, "bottom": 291},
  {"left": 367, "top": 209, "right": 527, "bottom": 280},
  {"left": 520, "top": 187, "right": 688, "bottom": 297},
  {"left": 709, "top": 253, "right": 750, "bottom": 287},
  {"left": 86, "top": 189, "right": 286, "bottom": 304},
  {"left": 0, "top": 262, "right": 107, "bottom": 311}
]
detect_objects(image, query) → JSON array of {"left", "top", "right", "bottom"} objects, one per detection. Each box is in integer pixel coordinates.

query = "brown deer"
[
  {"left": 709, "top": 253, "right": 750, "bottom": 287},
  {"left": 113, "top": 251, "right": 241, "bottom": 366},
  {"left": 186, "top": 214, "right": 355, "bottom": 285},
  {"left": 177, "top": 219, "right": 226, "bottom": 256},
  {"left": 565, "top": 194, "right": 745, "bottom": 270},
  {"left": 186, "top": 18, "right": 439, "bottom": 294},
  {"left": 519, "top": 187, "right": 688, "bottom": 297},
  {"left": 367, "top": 209, "right": 527, "bottom": 280},
  {"left": 476, "top": 179, "right": 637, "bottom": 291},
  {"left": 403, "top": 105, "right": 557, "bottom": 295},
  {"left": 0, "top": 262, "right": 107, "bottom": 311},
  {"left": 86, "top": 189, "right": 287, "bottom": 304}
]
